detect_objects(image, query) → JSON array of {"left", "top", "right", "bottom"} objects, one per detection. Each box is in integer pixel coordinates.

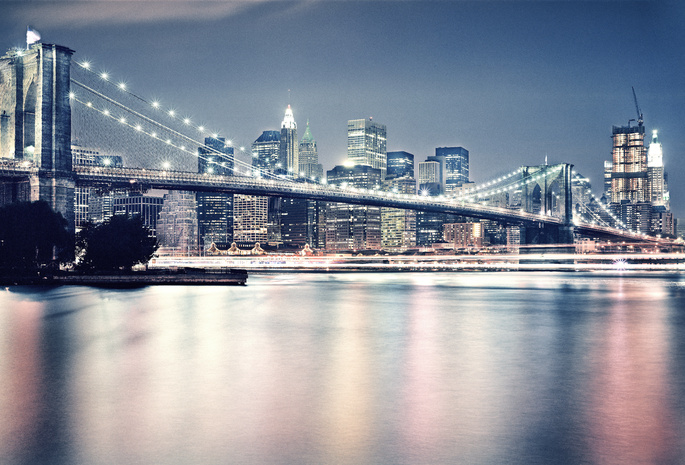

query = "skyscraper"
[
  {"left": 347, "top": 118, "right": 387, "bottom": 178},
  {"left": 325, "top": 164, "right": 382, "bottom": 251},
  {"left": 386, "top": 151, "right": 414, "bottom": 180},
  {"left": 381, "top": 176, "right": 417, "bottom": 251},
  {"left": 647, "top": 129, "right": 667, "bottom": 208},
  {"left": 435, "top": 146, "right": 469, "bottom": 193},
  {"left": 252, "top": 130, "right": 281, "bottom": 173},
  {"left": 610, "top": 121, "right": 649, "bottom": 232},
  {"left": 197, "top": 137, "right": 234, "bottom": 250},
  {"left": 298, "top": 120, "right": 323, "bottom": 180},
  {"left": 279, "top": 105, "right": 298, "bottom": 175}
]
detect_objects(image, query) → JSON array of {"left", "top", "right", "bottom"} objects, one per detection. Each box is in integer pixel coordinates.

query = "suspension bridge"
[{"left": 0, "top": 43, "right": 671, "bottom": 246}]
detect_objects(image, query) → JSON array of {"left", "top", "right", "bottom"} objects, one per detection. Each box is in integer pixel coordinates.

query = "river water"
[{"left": 1, "top": 272, "right": 685, "bottom": 465}]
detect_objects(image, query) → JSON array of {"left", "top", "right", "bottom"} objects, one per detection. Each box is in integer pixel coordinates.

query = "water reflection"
[{"left": 0, "top": 273, "right": 684, "bottom": 464}]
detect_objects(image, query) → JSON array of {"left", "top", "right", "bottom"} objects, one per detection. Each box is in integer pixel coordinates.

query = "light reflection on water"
[{"left": 1, "top": 272, "right": 685, "bottom": 465}]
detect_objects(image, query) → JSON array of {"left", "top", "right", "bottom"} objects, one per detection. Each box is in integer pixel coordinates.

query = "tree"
[
  {"left": 76, "top": 214, "right": 158, "bottom": 272},
  {"left": 0, "top": 201, "right": 72, "bottom": 271}
]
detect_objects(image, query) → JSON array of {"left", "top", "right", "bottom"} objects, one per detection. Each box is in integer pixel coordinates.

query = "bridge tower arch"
[
  {"left": 0, "top": 43, "right": 75, "bottom": 227},
  {"left": 521, "top": 163, "right": 574, "bottom": 243}
]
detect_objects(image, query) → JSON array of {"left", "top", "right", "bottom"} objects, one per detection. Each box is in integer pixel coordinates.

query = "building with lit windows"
[
  {"left": 610, "top": 122, "right": 649, "bottom": 233},
  {"left": 197, "top": 137, "right": 234, "bottom": 249},
  {"left": 417, "top": 161, "right": 441, "bottom": 195},
  {"left": 347, "top": 118, "right": 387, "bottom": 178},
  {"left": 386, "top": 151, "right": 414, "bottom": 180},
  {"left": 298, "top": 120, "right": 323, "bottom": 181},
  {"left": 381, "top": 176, "right": 416, "bottom": 251},
  {"left": 279, "top": 105, "right": 298, "bottom": 175},
  {"left": 252, "top": 130, "right": 280, "bottom": 173},
  {"left": 443, "top": 222, "right": 483, "bottom": 249},
  {"left": 325, "top": 164, "right": 382, "bottom": 251},
  {"left": 647, "top": 130, "right": 668, "bottom": 208},
  {"left": 233, "top": 194, "right": 268, "bottom": 245},
  {"left": 435, "top": 146, "right": 469, "bottom": 193}
]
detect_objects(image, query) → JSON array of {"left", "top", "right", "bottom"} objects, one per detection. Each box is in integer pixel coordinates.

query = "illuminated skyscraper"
[
  {"left": 610, "top": 122, "right": 649, "bottom": 232},
  {"left": 325, "top": 165, "right": 382, "bottom": 251},
  {"left": 279, "top": 105, "right": 298, "bottom": 175},
  {"left": 252, "top": 130, "right": 280, "bottom": 173},
  {"left": 298, "top": 120, "right": 323, "bottom": 180},
  {"left": 435, "top": 146, "right": 469, "bottom": 193},
  {"left": 647, "top": 130, "right": 668, "bottom": 208},
  {"left": 381, "top": 176, "right": 416, "bottom": 251},
  {"left": 347, "top": 118, "right": 387, "bottom": 178},
  {"left": 386, "top": 151, "right": 414, "bottom": 180}
]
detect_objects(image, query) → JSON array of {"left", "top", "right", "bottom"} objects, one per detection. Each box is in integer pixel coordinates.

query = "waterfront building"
[
  {"left": 197, "top": 137, "right": 234, "bottom": 250},
  {"left": 386, "top": 151, "right": 414, "bottom": 180},
  {"left": 279, "top": 105, "right": 298, "bottom": 175},
  {"left": 252, "top": 130, "right": 281, "bottom": 173},
  {"left": 233, "top": 194, "right": 268, "bottom": 245},
  {"left": 435, "top": 146, "right": 469, "bottom": 193},
  {"left": 381, "top": 176, "right": 417, "bottom": 251},
  {"left": 298, "top": 120, "right": 323, "bottom": 181},
  {"left": 157, "top": 190, "right": 199, "bottom": 255},
  {"left": 347, "top": 118, "right": 387, "bottom": 178},
  {"left": 325, "top": 164, "right": 382, "bottom": 251},
  {"left": 443, "top": 222, "right": 483, "bottom": 249}
]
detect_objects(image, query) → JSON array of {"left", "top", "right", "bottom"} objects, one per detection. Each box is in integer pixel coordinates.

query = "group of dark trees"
[{"left": 0, "top": 201, "right": 157, "bottom": 273}]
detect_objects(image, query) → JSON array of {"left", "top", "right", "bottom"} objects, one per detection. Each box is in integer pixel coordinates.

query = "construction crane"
[{"left": 632, "top": 86, "right": 643, "bottom": 127}]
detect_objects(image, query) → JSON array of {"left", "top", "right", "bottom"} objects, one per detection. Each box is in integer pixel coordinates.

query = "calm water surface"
[{"left": 2, "top": 272, "right": 685, "bottom": 465}]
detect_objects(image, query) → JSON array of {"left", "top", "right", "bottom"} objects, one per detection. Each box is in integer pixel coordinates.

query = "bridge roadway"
[
  {"left": 0, "top": 160, "right": 664, "bottom": 243},
  {"left": 73, "top": 165, "right": 564, "bottom": 226}
]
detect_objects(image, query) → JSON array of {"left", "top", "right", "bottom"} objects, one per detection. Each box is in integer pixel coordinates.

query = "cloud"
[{"left": 3, "top": 0, "right": 271, "bottom": 27}]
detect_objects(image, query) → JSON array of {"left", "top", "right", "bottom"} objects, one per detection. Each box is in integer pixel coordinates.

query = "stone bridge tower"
[
  {"left": 0, "top": 43, "right": 75, "bottom": 228},
  {"left": 521, "top": 163, "right": 574, "bottom": 244}
]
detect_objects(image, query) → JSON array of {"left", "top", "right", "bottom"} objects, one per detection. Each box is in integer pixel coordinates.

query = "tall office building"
[
  {"left": 435, "top": 146, "right": 469, "bottom": 193},
  {"left": 418, "top": 161, "right": 441, "bottom": 195},
  {"left": 647, "top": 130, "right": 668, "bottom": 208},
  {"left": 298, "top": 120, "right": 323, "bottom": 180},
  {"left": 279, "top": 105, "right": 298, "bottom": 175},
  {"left": 197, "top": 137, "right": 234, "bottom": 250},
  {"left": 386, "top": 151, "right": 414, "bottom": 180},
  {"left": 347, "top": 118, "right": 387, "bottom": 178},
  {"left": 325, "top": 165, "right": 382, "bottom": 251},
  {"left": 610, "top": 122, "right": 649, "bottom": 232},
  {"left": 252, "top": 130, "right": 281, "bottom": 173},
  {"left": 381, "top": 176, "right": 417, "bottom": 251},
  {"left": 233, "top": 194, "right": 268, "bottom": 245}
]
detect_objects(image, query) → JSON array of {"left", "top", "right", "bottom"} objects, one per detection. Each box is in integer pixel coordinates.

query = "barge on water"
[{"left": 0, "top": 268, "right": 248, "bottom": 287}]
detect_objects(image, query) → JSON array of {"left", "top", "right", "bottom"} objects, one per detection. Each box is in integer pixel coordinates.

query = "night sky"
[{"left": 2, "top": 0, "right": 684, "bottom": 217}]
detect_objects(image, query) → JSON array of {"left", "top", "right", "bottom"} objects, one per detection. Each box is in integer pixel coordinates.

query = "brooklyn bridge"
[{"left": 0, "top": 43, "right": 670, "bottom": 246}]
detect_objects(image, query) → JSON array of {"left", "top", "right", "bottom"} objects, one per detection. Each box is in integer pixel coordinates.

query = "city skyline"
[{"left": 1, "top": 1, "right": 684, "bottom": 217}]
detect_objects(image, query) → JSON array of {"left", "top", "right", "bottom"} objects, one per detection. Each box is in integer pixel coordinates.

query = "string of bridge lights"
[
  {"left": 72, "top": 60, "right": 287, "bottom": 180},
  {"left": 570, "top": 172, "right": 636, "bottom": 234}
]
